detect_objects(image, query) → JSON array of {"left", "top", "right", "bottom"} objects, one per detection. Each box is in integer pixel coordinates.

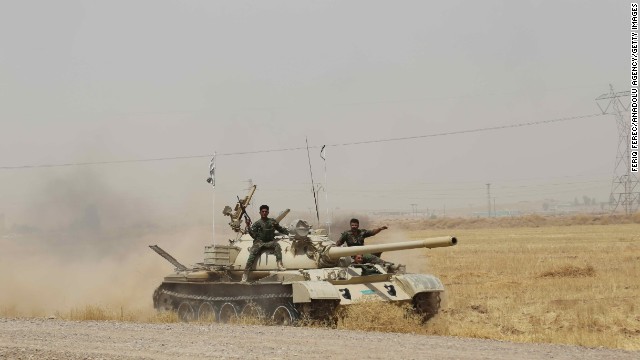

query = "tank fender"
[
  {"left": 394, "top": 274, "right": 444, "bottom": 297},
  {"left": 291, "top": 281, "right": 341, "bottom": 303}
]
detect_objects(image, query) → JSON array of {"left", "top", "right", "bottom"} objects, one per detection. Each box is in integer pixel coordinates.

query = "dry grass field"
[
  {"left": 2, "top": 216, "right": 639, "bottom": 351},
  {"left": 364, "top": 221, "right": 640, "bottom": 350}
]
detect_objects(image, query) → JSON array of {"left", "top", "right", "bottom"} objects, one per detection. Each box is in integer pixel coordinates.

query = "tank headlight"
[
  {"left": 289, "top": 219, "right": 310, "bottom": 239},
  {"left": 295, "top": 227, "right": 309, "bottom": 238},
  {"left": 337, "top": 269, "right": 347, "bottom": 280}
]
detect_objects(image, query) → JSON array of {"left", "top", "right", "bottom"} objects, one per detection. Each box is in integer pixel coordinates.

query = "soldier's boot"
[
  {"left": 241, "top": 270, "right": 249, "bottom": 283},
  {"left": 277, "top": 261, "right": 286, "bottom": 271}
]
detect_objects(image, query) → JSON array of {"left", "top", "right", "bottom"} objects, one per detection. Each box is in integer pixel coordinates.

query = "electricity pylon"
[{"left": 596, "top": 85, "right": 638, "bottom": 214}]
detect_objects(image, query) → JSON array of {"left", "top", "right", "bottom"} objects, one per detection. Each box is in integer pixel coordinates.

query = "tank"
[{"left": 150, "top": 185, "right": 458, "bottom": 325}]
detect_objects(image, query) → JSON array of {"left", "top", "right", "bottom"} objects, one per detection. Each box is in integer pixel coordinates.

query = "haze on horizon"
[{"left": 0, "top": 1, "right": 630, "bottom": 231}]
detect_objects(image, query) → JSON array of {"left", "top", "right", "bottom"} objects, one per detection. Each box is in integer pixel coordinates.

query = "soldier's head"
[
  {"left": 259, "top": 205, "right": 269, "bottom": 219},
  {"left": 353, "top": 254, "right": 363, "bottom": 264},
  {"left": 350, "top": 218, "right": 359, "bottom": 231}
]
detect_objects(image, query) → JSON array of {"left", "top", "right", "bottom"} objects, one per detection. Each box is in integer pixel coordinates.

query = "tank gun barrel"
[{"left": 324, "top": 236, "right": 457, "bottom": 261}]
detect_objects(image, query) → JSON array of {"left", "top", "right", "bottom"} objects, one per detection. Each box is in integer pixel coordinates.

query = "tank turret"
[{"left": 150, "top": 185, "right": 458, "bottom": 325}]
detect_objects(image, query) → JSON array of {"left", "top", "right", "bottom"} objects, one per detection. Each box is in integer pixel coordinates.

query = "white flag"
[{"left": 208, "top": 153, "right": 216, "bottom": 188}]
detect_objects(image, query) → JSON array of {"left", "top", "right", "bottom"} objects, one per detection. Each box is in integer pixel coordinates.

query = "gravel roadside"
[{"left": 0, "top": 318, "right": 638, "bottom": 360}]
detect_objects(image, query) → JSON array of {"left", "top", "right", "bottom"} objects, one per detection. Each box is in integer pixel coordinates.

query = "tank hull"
[{"left": 153, "top": 267, "right": 444, "bottom": 324}]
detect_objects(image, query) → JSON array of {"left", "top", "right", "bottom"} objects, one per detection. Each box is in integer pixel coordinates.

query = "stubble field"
[{"left": 370, "top": 220, "right": 640, "bottom": 350}]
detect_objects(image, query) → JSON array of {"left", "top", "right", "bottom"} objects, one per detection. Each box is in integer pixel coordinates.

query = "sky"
[{"left": 0, "top": 1, "right": 631, "bottom": 231}]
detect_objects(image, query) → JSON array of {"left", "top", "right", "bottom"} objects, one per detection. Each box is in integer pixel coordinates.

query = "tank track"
[
  {"left": 159, "top": 289, "right": 291, "bottom": 302},
  {"left": 153, "top": 283, "right": 339, "bottom": 326},
  {"left": 412, "top": 292, "right": 441, "bottom": 322}
]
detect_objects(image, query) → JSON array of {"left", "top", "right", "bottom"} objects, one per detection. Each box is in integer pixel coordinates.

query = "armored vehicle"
[{"left": 150, "top": 185, "right": 457, "bottom": 325}]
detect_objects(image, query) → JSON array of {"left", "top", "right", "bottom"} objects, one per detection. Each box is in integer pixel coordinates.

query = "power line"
[
  {"left": 328, "top": 113, "right": 602, "bottom": 147},
  {"left": 0, "top": 112, "right": 603, "bottom": 170},
  {"left": 230, "top": 178, "right": 611, "bottom": 195}
]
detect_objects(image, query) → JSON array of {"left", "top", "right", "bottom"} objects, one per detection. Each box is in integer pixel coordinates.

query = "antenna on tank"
[
  {"left": 306, "top": 137, "right": 320, "bottom": 226},
  {"left": 206, "top": 152, "right": 217, "bottom": 246},
  {"left": 320, "top": 145, "right": 331, "bottom": 235}
]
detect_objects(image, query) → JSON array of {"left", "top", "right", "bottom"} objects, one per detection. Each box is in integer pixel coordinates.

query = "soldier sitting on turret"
[
  {"left": 336, "top": 218, "right": 388, "bottom": 265},
  {"left": 242, "top": 204, "right": 289, "bottom": 282}
]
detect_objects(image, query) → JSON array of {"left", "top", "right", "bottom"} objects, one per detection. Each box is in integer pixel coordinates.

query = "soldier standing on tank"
[
  {"left": 242, "top": 205, "right": 289, "bottom": 282},
  {"left": 336, "top": 218, "right": 388, "bottom": 264}
]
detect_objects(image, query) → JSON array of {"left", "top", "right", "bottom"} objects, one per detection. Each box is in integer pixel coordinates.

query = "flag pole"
[
  {"left": 207, "top": 152, "right": 217, "bottom": 246},
  {"left": 320, "top": 145, "right": 331, "bottom": 236}
]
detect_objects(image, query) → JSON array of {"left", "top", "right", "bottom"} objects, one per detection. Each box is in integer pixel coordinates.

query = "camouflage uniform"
[
  {"left": 336, "top": 229, "right": 375, "bottom": 247},
  {"left": 245, "top": 218, "right": 289, "bottom": 268},
  {"left": 354, "top": 253, "right": 384, "bottom": 265},
  {"left": 337, "top": 229, "right": 383, "bottom": 264}
]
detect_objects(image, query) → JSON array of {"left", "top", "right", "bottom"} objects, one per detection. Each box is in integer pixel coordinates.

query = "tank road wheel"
[
  {"left": 219, "top": 303, "right": 239, "bottom": 324},
  {"left": 177, "top": 302, "right": 195, "bottom": 322},
  {"left": 241, "top": 302, "right": 266, "bottom": 320},
  {"left": 413, "top": 292, "right": 441, "bottom": 322},
  {"left": 198, "top": 302, "right": 217, "bottom": 322},
  {"left": 271, "top": 304, "right": 299, "bottom": 326},
  {"left": 155, "top": 292, "right": 174, "bottom": 312}
]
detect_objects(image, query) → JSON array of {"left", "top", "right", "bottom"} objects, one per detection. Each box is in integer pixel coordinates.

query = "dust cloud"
[{"left": 0, "top": 169, "right": 212, "bottom": 316}]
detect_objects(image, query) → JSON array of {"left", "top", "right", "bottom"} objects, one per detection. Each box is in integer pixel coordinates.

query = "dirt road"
[{"left": 0, "top": 318, "right": 637, "bottom": 360}]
